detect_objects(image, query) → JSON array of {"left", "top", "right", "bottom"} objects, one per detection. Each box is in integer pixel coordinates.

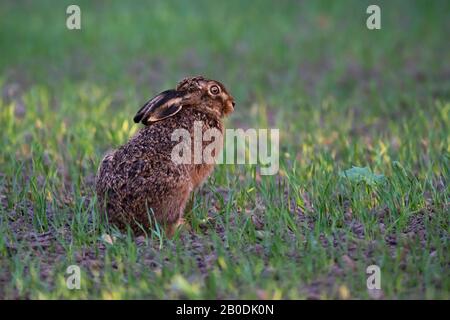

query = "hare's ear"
[{"left": 133, "top": 90, "right": 183, "bottom": 125}]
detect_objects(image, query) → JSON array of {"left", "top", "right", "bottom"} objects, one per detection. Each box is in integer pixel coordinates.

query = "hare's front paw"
[{"left": 166, "top": 217, "right": 191, "bottom": 237}]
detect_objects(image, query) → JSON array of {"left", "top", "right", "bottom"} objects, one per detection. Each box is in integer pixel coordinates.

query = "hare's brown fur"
[{"left": 95, "top": 76, "right": 234, "bottom": 236}]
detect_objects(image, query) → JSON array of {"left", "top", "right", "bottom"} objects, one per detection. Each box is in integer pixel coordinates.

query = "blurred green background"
[{"left": 1, "top": 0, "right": 448, "bottom": 105}]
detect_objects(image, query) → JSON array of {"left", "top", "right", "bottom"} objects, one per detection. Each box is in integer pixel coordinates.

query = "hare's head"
[{"left": 134, "top": 76, "right": 235, "bottom": 125}]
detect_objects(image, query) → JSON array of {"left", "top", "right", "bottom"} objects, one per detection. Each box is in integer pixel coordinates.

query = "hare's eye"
[{"left": 209, "top": 85, "right": 220, "bottom": 95}]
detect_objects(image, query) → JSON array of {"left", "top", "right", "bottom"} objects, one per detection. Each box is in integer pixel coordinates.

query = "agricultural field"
[{"left": 0, "top": 0, "right": 448, "bottom": 299}]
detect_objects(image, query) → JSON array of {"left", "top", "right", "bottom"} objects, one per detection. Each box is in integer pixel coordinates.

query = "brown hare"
[{"left": 95, "top": 76, "right": 235, "bottom": 236}]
